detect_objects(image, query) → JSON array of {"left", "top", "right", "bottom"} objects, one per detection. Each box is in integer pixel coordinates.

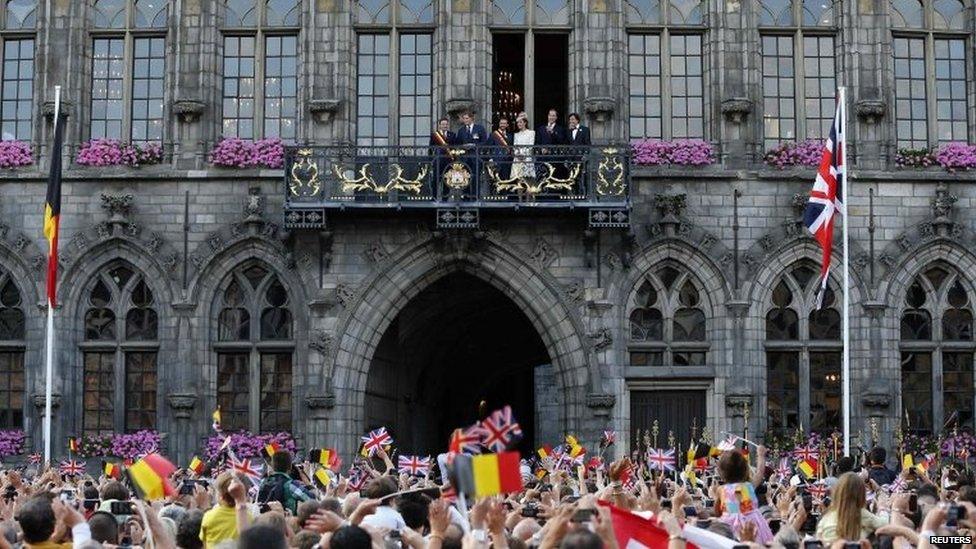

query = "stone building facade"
[{"left": 0, "top": 0, "right": 975, "bottom": 462}]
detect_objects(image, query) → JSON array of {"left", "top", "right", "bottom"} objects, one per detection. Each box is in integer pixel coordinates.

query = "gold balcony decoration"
[
  {"left": 538, "top": 162, "right": 581, "bottom": 189},
  {"left": 487, "top": 160, "right": 580, "bottom": 197},
  {"left": 289, "top": 148, "right": 321, "bottom": 197},
  {"left": 331, "top": 162, "right": 428, "bottom": 195},
  {"left": 443, "top": 160, "right": 472, "bottom": 191},
  {"left": 597, "top": 148, "right": 626, "bottom": 196}
]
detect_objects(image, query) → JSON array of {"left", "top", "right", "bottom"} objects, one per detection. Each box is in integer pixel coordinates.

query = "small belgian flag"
[
  {"left": 68, "top": 437, "right": 79, "bottom": 454},
  {"left": 103, "top": 461, "right": 121, "bottom": 479},
  {"left": 188, "top": 456, "right": 206, "bottom": 475}
]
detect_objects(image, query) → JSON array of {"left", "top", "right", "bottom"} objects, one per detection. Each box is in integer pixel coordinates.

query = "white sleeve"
[{"left": 71, "top": 522, "right": 92, "bottom": 547}]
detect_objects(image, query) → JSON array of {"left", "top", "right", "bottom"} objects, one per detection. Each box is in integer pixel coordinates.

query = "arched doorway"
[{"left": 364, "top": 272, "right": 551, "bottom": 453}]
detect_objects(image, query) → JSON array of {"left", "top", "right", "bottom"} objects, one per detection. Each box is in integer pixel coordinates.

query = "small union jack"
[
  {"left": 793, "top": 445, "right": 820, "bottom": 462},
  {"left": 806, "top": 482, "right": 829, "bottom": 503},
  {"left": 602, "top": 430, "right": 617, "bottom": 446},
  {"left": 888, "top": 476, "right": 908, "bottom": 494},
  {"left": 440, "top": 484, "right": 458, "bottom": 502},
  {"left": 397, "top": 455, "right": 431, "bottom": 476},
  {"left": 775, "top": 458, "right": 792, "bottom": 480},
  {"left": 646, "top": 448, "right": 676, "bottom": 472},
  {"left": 361, "top": 427, "right": 393, "bottom": 457},
  {"left": 693, "top": 457, "right": 711, "bottom": 474},
  {"left": 230, "top": 457, "right": 264, "bottom": 484},
  {"left": 347, "top": 467, "right": 369, "bottom": 491},
  {"left": 27, "top": 453, "right": 42, "bottom": 465},
  {"left": 717, "top": 435, "right": 739, "bottom": 452},
  {"left": 449, "top": 425, "right": 485, "bottom": 456},
  {"left": 587, "top": 456, "right": 604, "bottom": 471},
  {"left": 480, "top": 405, "right": 523, "bottom": 453},
  {"left": 58, "top": 459, "right": 86, "bottom": 476}
]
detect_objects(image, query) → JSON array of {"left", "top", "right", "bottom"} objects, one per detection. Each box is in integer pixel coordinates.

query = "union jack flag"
[
  {"left": 602, "top": 430, "right": 617, "bottom": 446},
  {"left": 397, "top": 455, "right": 431, "bottom": 476},
  {"left": 27, "top": 453, "right": 42, "bottom": 465},
  {"left": 230, "top": 457, "right": 264, "bottom": 484},
  {"left": 803, "top": 92, "right": 846, "bottom": 308},
  {"left": 717, "top": 435, "right": 739, "bottom": 452},
  {"left": 58, "top": 459, "right": 86, "bottom": 476},
  {"left": 793, "top": 445, "right": 820, "bottom": 462},
  {"left": 480, "top": 405, "right": 523, "bottom": 452},
  {"left": 361, "top": 427, "right": 393, "bottom": 457},
  {"left": 888, "top": 476, "right": 908, "bottom": 494},
  {"left": 440, "top": 484, "right": 458, "bottom": 502},
  {"left": 449, "top": 425, "right": 485, "bottom": 456},
  {"left": 806, "top": 482, "right": 829, "bottom": 503},
  {"left": 775, "top": 457, "right": 792, "bottom": 480},
  {"left": 347, "top": 467, "right": 369, "bottom": 491},
  {"left": 646, "top": 448, "right": 676, "bottom": 472}
]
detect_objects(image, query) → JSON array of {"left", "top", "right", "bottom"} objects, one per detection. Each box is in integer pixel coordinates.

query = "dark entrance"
[
  {"left": 490, "top": 32, "right": 569, "bottom": 129},
  {"left": 630, "top": 390, "right": 707, "bottom": 456},
  {"left": 532, "top": 33, "right": 568, "bottom": 129},
  {"left": 365, "top": 273, "right": 550, "bottom": 454}
]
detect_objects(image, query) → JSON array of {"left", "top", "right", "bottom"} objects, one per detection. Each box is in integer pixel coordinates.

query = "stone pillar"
[
  {"left": 443, "top": 0, "right": 490, "bottom": 121},
  {"left": 309, "top": 0, "right": 352, "bottom": 144},
  {"left": 166, "top": 392, "right": 197, "bottom": 462},
  {"left": 724, "top": 300, "right": 753, "bottom": 435},
  {"left": 715, "top": 1, "right": 758, "bottom": 166},
  {"left": 850, "top": 0, "right": 888, "bottom": 169},
  {"left": 577, "top": 0, "right": 624, "bottom": 142}
]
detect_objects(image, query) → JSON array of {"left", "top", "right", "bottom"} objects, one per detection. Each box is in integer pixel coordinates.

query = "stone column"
[
  {"left": 443, "top": 0, "right": 490, "bottom": 120},
  {"left": 577, "top": 0, "right": 624, "bottom": 142},
  {"left": 171, "top": 0, "right": 209, "bottom": 168},
  {"left": 166, "top": 392, "right": 198, "bottom": 462},
  {"left": 308, "top": 0, "right": 351, "bottom": 144},
  {"left": 849, "top": 0, "right": 888, "bottom": 169}
]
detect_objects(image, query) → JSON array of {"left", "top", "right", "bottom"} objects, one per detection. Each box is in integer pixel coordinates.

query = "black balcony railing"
[{"left": 283, "top": 144, "right": 631, "bottom": 229}]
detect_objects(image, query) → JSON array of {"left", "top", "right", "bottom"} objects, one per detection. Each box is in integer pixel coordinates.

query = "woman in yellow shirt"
[
  {"left": 815, "top": 472, "right": 887, "bottom": 544},
  {"left": 200, "top": 472, "right": 253, "bottom": 549}
]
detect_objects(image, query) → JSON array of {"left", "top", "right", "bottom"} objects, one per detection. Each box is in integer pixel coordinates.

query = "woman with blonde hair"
[{"left": 815, "top": 472, "right": 886, "bottom": 544}]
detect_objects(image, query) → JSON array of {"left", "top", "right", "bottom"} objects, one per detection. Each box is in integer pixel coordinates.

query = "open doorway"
[
  {"left": 492, "top": 33, "right": 525, "bottom": 128},
  {"left": 533, "top": 33, "right": 568, "bottom": 129},
  {"left": 491, "top": 32, "right": 569, "bottom": 129}
]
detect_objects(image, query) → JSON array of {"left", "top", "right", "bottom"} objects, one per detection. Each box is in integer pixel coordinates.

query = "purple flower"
[
  {"left": 0, "top": 429, "right": 25, "bottom": 457},
  {"left": 0, "top": 140, "right": 33, "bottom": 168},
  {"left": 209, "top": 138, "right": 285, "bottom": 169},
  {"left": 763, "top": 139, "right": 823, "bottom": 168},
  {"left": 76, "top": 139, "right": 162, "bottom": 167},
  {"left": 934, "top": 142, "right": 976, "bottom": 173},
  {"left": 205, "top": 431, "right": 297, "bottom": 461},
  {"left": 631, "top": 139, "right": 715, "bottom": 166},
  {"left": 110, "top": 430, "right": 162, "bottom": 460},
  {"left": 895, "top": 148, "right": 936, "bottom": 169}
]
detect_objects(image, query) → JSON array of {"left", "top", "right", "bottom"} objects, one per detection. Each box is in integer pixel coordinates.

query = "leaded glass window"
[
  {"left": 626, "top": 1, "right": 705, "bottom": 140},
  {"left": 355, "top": 1, "right": 434, "bottom": 146},
  {"left": 221, "top": 0, "right": 299, "bottom": 140},
  {"left": 89, "top": 1, "right": 167, "bottom": 142},
  {"left": 80, "top": 263, "right": 159, "bottom": 435},
  {"left": 891, "top": 0, "right": 971, "bottom": 148},
  {"left": 0, "top": 269, "right": 24, "bottom": 429},
  {"left": 4, "top": 0, "right": 35, "bottom": 29},
  {"left": 759, "top": 0, "right": 836, "bottom": 148},
  {"left": 900, "top": 265, "right": 976, "bottom": 432},
  {"left": 0, "top": 1, "right": 35, "bottom": 141},
  {"left": 765, "top": 260, "right": 842, "bottom": 436},
  {"left": 628, "top": 264, "right": 709, "bottom": 367},
  {"left": 214, "top": 263, "right": 294, "bottom": 432}
]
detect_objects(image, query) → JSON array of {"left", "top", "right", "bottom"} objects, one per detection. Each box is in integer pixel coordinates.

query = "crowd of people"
[{"left": 2, "top": 441, "right": 976, "bottom": 549}]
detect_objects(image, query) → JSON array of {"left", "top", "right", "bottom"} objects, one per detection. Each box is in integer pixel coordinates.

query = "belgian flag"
[
  {"left": 452, "top": 452, "right": 523, "bottom": 498},
  {"left": 43, "top": 107, "right": 65, "bottom": 306},
  {"left": 103, "top": 461, "right": 121, "bottom": 479},
  {"left": 127, "top": 453, "right": 177, "bottom": 500}
]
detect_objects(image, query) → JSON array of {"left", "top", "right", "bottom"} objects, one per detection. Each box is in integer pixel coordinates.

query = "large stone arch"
[{"left": 327, "top": 236, "right": 597, "bottom": 454}]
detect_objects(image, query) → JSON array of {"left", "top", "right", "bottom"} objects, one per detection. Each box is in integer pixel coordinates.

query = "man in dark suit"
[
  {"left": 536, "top": 108, "right": 568, "bottom": 181},
  {"left": 567, "top": 112, "right": 591, "bottom": 194},
  {"left": 428, "top": 117, "right": 455, "bottom": 198},
  {"left": 489, "top": 116, "right": 514, "bottom": 182},
  {"left": 455, "top": 110, "right": 487, "bottom": 196}
]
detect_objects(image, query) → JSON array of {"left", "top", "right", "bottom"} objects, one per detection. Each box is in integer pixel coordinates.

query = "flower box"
[
  {"left": 631, "top": 139, "right": 715, "bottom": 166},
  {"left": 76, "top": 139, "right": 163, "bottom": 167},
  {"left": 763, "top": 139, "right": 822, "bottom": 169},
  {"left": 208, "top": 137, "right": 284, "bottom": 169},
  {"left": 205, "top": 431, "right": 296, "bottom": 461},
  {"left": 76, "top": 430, "right": 162, "bottom": 459},
  {"left": 0, "top": 429, "right": 25, "bottom": 457},
  {"left": 0, "top": 140, "right": 33, "bottom": 168}
]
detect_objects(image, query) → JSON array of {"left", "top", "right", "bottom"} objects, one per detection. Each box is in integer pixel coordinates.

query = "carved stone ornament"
[
  {"left": 172, "top": 99, "right": 206, "bottom": 123},
  {"left": 335, "top": 284, "right": 355, "bottom": 308},
  {"left": 725, "top": 394, "right": 752, "bottom": 417},
  {"left": 305, "top": 394, "right": 336, "bottom": 409},
  {"left": 166, "top": 392, "right": 197, "bottom": 419},
  {"left": 529, "top": 238, "right": 558, "bottom": 268},
  {"left": 791, "top": 193, "right": 807, "bottom": 219},
  {"left": 243, "top": 187, "right": 266, "bottom": 223},
  {"left": 855, "top": 99, "right": 886, "bottom": 124},
  {"left": 582, "top": 96, "right": 616, "bottom": 122},
  {"left": 585, "top": 393, "right": 616, "bottom": 417},
  {"left": 309, "top": 329, "right": 333, "bottom": 355},
  {"left": 32, "top": 392, "right": 62, "bottom": 409},
  {"left": 588, "top": 327, "right": 613, "bottom": 350},
  {"left": 720, "top": 98, "right": 753, "bottom": 124},
  {"left": 446, "top": 98, "right": 478, "bottom": 119},
  {"left": 564, "top": 280, "right": 584, "bottom": 304},
  {"left": 308, "top": 98, "right": 342, "bottom": 124},
  {"left": 363, "top": 240, "right": 389, "bottom": 263},
  {"left": 654, "top": 193, "right": 687, "bottom": 220},
  {"left": 100, "top": 193, "right": 133, "bottom": 223},
  {"left": 42, "top": 99, "right": 74, "bottom": 119},
  {"left": 861, "top": 378, "right": 891, "bottom": 412},
  {"left": 933, "top": 182, "right": 957, "bottom": 220}
]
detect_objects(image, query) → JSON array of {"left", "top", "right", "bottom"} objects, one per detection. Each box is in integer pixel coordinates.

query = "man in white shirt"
[{"left": 358, "top": 477, "right": 406, "bottom": 531}]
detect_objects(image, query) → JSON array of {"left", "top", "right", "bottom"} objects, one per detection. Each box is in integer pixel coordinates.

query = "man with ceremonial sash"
[
  {"left": 428, "top": 117, "right": 456, "bottom": 197},
  {"left": 490, "top": 117, "right": 514, "bottom": 181}
]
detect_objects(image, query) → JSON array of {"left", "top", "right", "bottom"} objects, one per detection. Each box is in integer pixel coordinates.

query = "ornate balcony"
[{"left": 283, "top": 144, "right": 631, "bottom": 230}]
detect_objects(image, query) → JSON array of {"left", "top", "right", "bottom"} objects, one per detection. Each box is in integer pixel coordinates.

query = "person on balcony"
[
  {"left": 490, "top": 116, "right": 514, "bottom": 181},
  {"left": 429, "top": 117, "right": 456, "bottom": 197},
  {"left": 567, "top": 112, "right": 591, "bottom": 193},
  {"left": 511, "top": 113, "right": 536, "bottom": 184},
  {"left": 536, "top": 108, "right": 567, "bottom": 181},
  {"left": 456, "top": 110, "right": 487, "bottom": 195}
]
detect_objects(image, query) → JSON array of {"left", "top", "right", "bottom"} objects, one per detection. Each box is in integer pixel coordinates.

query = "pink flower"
[
  {"left": 0, "top": 429, "right": 25, "bottom": 457},
  {"left": 209, "top": 138, "right": 285, "bottom": 169},
  {"left": 631, "top": 139, "right": 715, "bottom": 166},
  {"left": 0, "top": 140, "right": 33, "bottom": 168},
  {"left": 76, "top": 139, "right": 162, "bottom": 167},
  {"left": 934, "top": 142, "right": 976, "bottom": 172},
  {"left": 763, "top": 139, "right": 823, "bottom": 169}
]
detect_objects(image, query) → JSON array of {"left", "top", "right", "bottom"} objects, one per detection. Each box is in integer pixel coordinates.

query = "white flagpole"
[
  {"left": 839, "top": 86, "right": 851, "bottom": 456},
  {"left": 43, "top": 85, "right": 60, "bottom": 464}
]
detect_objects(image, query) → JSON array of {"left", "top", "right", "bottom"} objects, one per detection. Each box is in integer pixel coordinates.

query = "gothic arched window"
[
  {"left": 626, "top": 0, "right": 706, "bottom": 140},
  {"left": 891, "top": 0, "right": 970, "bottom": 148},
  {"left": 900, "top": 265, "right": 975, "bottom": 432},
  {"left": 81, "top": 263, "right": 158, "bottom": 435},
  {"left": 214, "top": 263, "right": 293, "bottom": 432},
  {"left": 0, "top": 268, "right": 24, "bottom": 429},
  {"left": 765, "top": 261, "right": 842, "bottom": 436},
  {"left": 628, "top": 264, "right": 709, "bottom": 367},
  {"left": 759, "top": 0, "right": 837, "bottom": 148}
]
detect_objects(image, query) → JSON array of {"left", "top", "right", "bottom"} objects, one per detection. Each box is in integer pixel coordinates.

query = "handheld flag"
[
  {"left": 797, "top": 458, "right": 819, "bottom": 480},
  {"left": 397, "top": 455, "right": 432, "bottom": 476},
  {"left": 68, "top": 437, "right": 79, "bottom": 454},
  {"left": 127, "top": 454, "right": 177, "bottom": 500},
  {"left": 27, "top": 453, "right": 42, "bottom": 465},
  {"left": 59, "top": 459, "right": 85, "bottom": 477},
  {"left": 536, "top": 444, "right": 553, "bottom": 460},
  {"left": 452, "top": 452, "right": 523, "bottom": 497},
  {"left": 480, "top": 405, "right": 523, "bottom": 452},
  {"left": 211, "top": 407, "right": 222, "bottom": 431},
  {"left": 188, "top": 456, "right": 206, "bottom": 475},
  {"left": 602, "top": 430, "right": 617, "bottom": 447},
  {"left": 803, "top": 94, "right": 846, "bottom": 308},
  {"left": 901, "top": 454, "right": 914, "bottom": 471},
  {"left": 229, "top": 457, "right": 264, "bottom": 485},
  {"left": 449, "top": 425, "right": 484, "bottom": 456},
  {"left": 103, "top": 461, "right": 121, "bottom": 479},
  {"left": 309, "top": 448, "right": 341, "bottom": 471},
  {"left": 261, "top": 442, "right": 280, "bottom": 460},
  {"left": 313, "top": 467, "right": 333, "bottom": 488},
  {"left": 360, "top": 427, "right": 393, "bottom": 457},
  {"left": 646, "top": 448, "right": 676, "bottom": 472}
]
